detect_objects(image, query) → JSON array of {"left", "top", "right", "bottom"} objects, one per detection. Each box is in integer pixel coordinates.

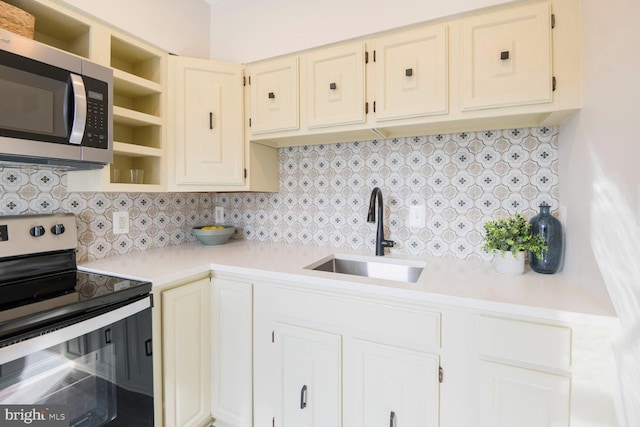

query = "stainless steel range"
[{"left": 0, "top": 214, "right": 153, "bottom": 426}]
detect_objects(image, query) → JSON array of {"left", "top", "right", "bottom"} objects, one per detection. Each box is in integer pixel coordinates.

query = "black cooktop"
[{"left": 0, "top": 270, "right": 151, "bottom": 347}]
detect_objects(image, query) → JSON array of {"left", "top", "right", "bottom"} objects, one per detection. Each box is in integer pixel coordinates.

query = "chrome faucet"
[{"left": 367, "top": 187, "right": 395, "bottom": 256}]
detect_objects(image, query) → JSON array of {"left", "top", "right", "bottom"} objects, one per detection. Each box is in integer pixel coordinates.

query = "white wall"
[
  {"left": 60, "top": 0, "right": 211, "bottom": 57},
  {"left": 209, "top": 0, "right": 512, "bottom": 63},
  {"left": 559, "top": 1, "right": 640, "bottom": 425}
]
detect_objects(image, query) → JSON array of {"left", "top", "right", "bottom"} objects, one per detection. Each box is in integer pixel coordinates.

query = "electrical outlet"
[
  {"left": 215, "top": 206, "right": 224, "bottom": 224},
  {"left": 113, "top": 211, "right": 129, "bottom": 234},
  {"left": 408, "top": 205, "right": 426, "bottom": 228}
]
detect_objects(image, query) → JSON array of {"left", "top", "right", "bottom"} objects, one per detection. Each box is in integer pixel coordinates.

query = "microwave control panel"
[{"left": 82, "top": 76, "right": 109, "bottom": 149}]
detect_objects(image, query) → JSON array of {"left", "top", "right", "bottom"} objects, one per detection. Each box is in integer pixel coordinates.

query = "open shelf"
[
  {"left": 111, "top": 36, "right": 162, "bottom": 84},
  {"left": 3, "top": 0, "right": 91, "bottom": 58}
]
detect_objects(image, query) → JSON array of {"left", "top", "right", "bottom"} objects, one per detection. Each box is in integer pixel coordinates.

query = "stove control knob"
[
  {"left": 30, "top": 225, "right": 46, "bottom": 237},
  {"left": 51, "top": 224, "right": 66, "bottom": 235}
]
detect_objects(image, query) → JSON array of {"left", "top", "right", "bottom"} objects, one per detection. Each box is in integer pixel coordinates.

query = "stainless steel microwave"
[{"left": 0, "top": 28, "right": 113, "bottom": 170}]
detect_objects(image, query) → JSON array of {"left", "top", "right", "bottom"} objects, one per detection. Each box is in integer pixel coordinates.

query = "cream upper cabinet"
[
  {"left": 169, "top": 56, "right": 245, "bottom": 190},
  {"left": 374, "top": 24, "right": 448, "bottom": 121},
  {"left": 461, "top": 1, "right": 553, "bottom": 110},
  {"left": 306, "top": 41, "right": 367, "bottom": 129},
  {"left": 249, "top": 57, "right": 299, "bottom": 134},
  {"left": 246, "top": 0, "right": 579, "bottom": 148}
]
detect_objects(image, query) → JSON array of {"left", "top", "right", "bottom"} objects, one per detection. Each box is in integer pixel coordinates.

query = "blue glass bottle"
[{"left": 529, "top": 204, "right": 563, "bottom": 274}]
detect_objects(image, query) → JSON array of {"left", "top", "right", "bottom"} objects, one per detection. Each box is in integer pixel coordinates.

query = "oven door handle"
[{"left": 0, "top": 296, "right": 151, "bottom": 365}]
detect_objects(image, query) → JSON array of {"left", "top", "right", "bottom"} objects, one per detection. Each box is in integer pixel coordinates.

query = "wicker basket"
[{"left": 0, "top": 1, "right": 35, "bottom": 38}]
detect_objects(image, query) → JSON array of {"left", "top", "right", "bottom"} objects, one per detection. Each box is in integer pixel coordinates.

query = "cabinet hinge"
[
  {"left": 365, "top": 102, "right": 369, "bottom": 114},
  {"left": 439, "top": 366, "right": 444, "bottom": 383},
  {"left": 271, "top": 330, "right": 275, "bottom": 343},
  {"left": 365, "top": 51, "right": 369, "bottom": 64},
  {"left": 552, "top": 76, "right": 557, "bottom": 91},
  {"left": 244, "top": 168, "right": 247, "bottom": 179},
  {"left": 551, "top": 13, "right": 556, "bottom": 29}
]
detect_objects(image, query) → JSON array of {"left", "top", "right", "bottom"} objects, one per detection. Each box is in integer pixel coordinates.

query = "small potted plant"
[{"left": 482, "top": 212, "right": 547, "bottom": 275}]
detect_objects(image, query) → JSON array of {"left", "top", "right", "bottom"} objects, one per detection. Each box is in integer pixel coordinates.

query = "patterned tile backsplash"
[{"left": 0, "top": 126, "right": 558, "bottom": 263}]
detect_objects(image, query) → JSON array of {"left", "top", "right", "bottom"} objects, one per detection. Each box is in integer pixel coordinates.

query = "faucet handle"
[{"left": 381, "top": 239, "right": 395, "bottom": 248}]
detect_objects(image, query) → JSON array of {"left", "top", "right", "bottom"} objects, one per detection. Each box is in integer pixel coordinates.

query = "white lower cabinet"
[
  {"left": 276, "top": 323, "right": 342, "bottom": 427},
  {"left": 211, "top": 277, "right": 253, "bottom": 427},
  {"left": 254, "top": 281, "right": 442, "bottom": 427},
  {"left": 222, "top": 273, "right": 616, "bottom": 427},
  {"left": 161, "top": 278, "right": 212, "bottom": 427},
  {"left": 478, "top": 361, "right": 570, "bottom": 427},
  {"left": 345, "top": 339, "right": 440, "bottom": 427}
]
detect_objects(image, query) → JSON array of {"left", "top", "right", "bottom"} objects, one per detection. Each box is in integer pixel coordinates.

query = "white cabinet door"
[
  {"left": 171, "top": 56, "right": 244, "bottom": 188},
  {"left": 211, "top": 277, "right": 253, "bottom": 427},
  {"left": 461, "top": 1, "right": 552, "bottom": 110},
  {"left": 345, "top": 339, "right": 440, "bottom": 427},
  {"left": 374, "top": 24, "right": 448, "bottom": 121},
  {"left": 162, "top": 278, "right": 212, "bottom": 427},
  {"left": 478, "top": 361, "right": 570, "bottom": 427},
  {"left": 249, "top": 57, "right": 299, "bottom": 134},
  {"left": 306, "top": 41, "right": 366, "bottom": 128},
  {"left": 275, "top": 323, "right": 341, "bottom": 427}
]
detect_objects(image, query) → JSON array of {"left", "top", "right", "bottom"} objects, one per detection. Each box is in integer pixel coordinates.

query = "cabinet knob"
[
  {"left": 268, "top": 92, "right": 275, "bottom": 99},
  {"left": 300, "top": 384, "right": 308, "bottom": 409},
  {"left": 329, "top": 82, "right": 337, "bottom": 90},
  {"left": 405, "top": 68, "right": 413, "bottom": 77},
  {"left": 390, "top": 411, "right": 396, "bottom": 427},
  {"left": 500, "top": 51, "right": 510, "bottom": 60}
]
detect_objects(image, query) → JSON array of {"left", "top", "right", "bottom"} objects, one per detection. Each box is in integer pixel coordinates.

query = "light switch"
[
  {"left": 408, "top": 205, "right": 426, "bottom": 228},
  {"left": 215, "top": 206, "right": 224, "bottom": 224}
]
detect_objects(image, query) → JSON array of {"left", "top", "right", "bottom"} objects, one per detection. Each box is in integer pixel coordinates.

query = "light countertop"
[{"left": 79, "top": 240, "right": 617, "bottom": 322}]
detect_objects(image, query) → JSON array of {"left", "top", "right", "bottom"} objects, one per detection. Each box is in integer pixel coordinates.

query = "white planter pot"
[{"left": 493, "top": 251, "right": 525, "bottom": 275}]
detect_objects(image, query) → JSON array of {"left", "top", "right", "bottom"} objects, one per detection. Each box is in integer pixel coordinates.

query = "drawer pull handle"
[
  {"left": 329, "top": 82, "right": 337, "bottom": 90},
  {"left": 500, "top": 50, "right": 510, "bottom": 60},
  {"left": 209, "top": 112, "right": 214, "bottom": 129},
  {"left": 390, "top": 411, "right": 396, "bottom": 427},
  {"left": 268, "top": 92, "right": 275, "bottom": 99},
  {"left": 300, "top": 384, "right": 307, "bottom": 409},
  {"left": 145, "top": 339, "right": 153, "bottom": 356},
  {"left": 405, "top": 68, "right": 413, "bottom": 77}
]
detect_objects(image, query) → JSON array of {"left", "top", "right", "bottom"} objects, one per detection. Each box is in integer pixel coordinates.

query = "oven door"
[{"left": 0, "top": 297, "right": 153, "bottom": 427}]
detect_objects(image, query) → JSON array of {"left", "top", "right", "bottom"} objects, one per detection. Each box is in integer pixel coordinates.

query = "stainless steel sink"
[{"left": 306, "top": 255, "right": 424, "bottom": 283}]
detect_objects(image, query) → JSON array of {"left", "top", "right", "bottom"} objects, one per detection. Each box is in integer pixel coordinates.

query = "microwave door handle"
[{"left": 69, "top": 74, "right": 87, "bottom": 145}]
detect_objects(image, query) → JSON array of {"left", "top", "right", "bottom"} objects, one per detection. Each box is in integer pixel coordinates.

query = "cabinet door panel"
[
  {"left": 211, "top": 278, "right": 253, "bottom": 427},
  {"left": 276, "top": 323, "right": 341, "bottom": 427},
  {"left": 346, "top": 339, "right": 440, "bottom": 427},
  {"left": 375, "top": 24, "right": 448, "bottom": 121},
  {"left": 173, "top": 57, "right": 244, "bottom": 186},
  {"left": 478, "top": 361, "right": 570, "bottom": 427},
  {"left": 162, "top": 278, "right": 211, "bottom": 427},
  {"left": 307, "top": 42, "right": 366, "bottom": 128},
  {"left": 462, "top": 2, "right": 552, "bottom": 110},
  {"left": 249, "top": 57, "right": 299, "bottom": 134}
]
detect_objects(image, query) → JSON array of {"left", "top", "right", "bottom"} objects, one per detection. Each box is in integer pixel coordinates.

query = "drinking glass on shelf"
[{"left": 129, "top": 169, "right": 144, "bottom": 184}]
